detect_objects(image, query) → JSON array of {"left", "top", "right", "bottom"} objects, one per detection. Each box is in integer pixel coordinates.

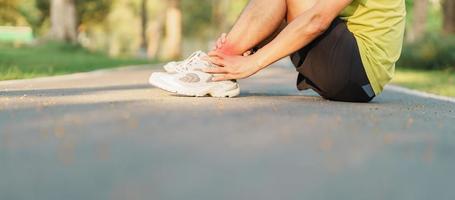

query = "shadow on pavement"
[{"left": 0, "top": 84, "right": 151, "bottom": 97}]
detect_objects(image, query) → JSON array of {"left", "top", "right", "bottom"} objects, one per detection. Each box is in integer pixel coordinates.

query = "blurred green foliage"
[
  {"left": 0, "top": 0, "right": 43, "bottom": 31},
  {"left": 0, "top": 0, "right": 250, "bottom": 56},
  {"left": 0, "top": 42, "right": 152, "bottom": 80},
  {"left": 182, "top": 0, "right": 213, "bottom": 38},
  {"left": 399, "top": 0, "right": 454, "bottom": 70},
  {"left": 398, "top": 35, "right": 455, "bottom": 70},
  {"left": 0, "top": 0, "right": 453, "bottom": 69},
  {"left": 76, "top": 0, "right": 111, "bottom": 25},
  {"left": 0, "top": 0, "right": 111, "bottom": 35}
]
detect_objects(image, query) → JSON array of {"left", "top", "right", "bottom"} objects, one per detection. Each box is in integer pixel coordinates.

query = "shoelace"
[{"left": 175, "top": 51, "right": 211, "bottom": 73}]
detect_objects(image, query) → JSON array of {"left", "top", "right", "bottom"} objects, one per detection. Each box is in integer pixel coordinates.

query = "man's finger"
[
  {"left": 201, "top": 56, "right": 211, "bottom": 62},
  {"left": 208, "top": 51, "right": 226, "bottom": 59},
  {"left": 212, "top": 74, "right": 234, "bottom": 82},
  {"left": 208, "top": 56, "right": 226, "bottom": 66},
  {"left": 215, "top": 33, "right": 227, "bottom": 50},
  {"left": 221, "top": 33, "right": 227, "bottom": 43},
  {"left": 216, "top": 38, "right": 223, "bottom": 49},
  {"left": 203, "top": 67, "right": 227, "bottom": 74}
]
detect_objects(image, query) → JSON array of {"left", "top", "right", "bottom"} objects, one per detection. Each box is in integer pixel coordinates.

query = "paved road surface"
[{"left": 1, "top": 63, "right": 454, "bottom": 200}]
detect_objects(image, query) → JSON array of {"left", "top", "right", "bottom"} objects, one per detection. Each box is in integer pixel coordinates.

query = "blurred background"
[{"left": 0, "top": 0, "right": 454, "bottom": 96}]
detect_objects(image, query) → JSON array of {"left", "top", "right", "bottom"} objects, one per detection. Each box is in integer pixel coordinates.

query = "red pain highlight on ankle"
[{"left": 217, "top": 44, "right": 239, "bottom": 56}]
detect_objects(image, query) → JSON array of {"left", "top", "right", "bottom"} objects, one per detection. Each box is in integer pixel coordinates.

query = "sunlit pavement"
[{"left": 1, "top": 62, "right": 454, "bottom": 200}]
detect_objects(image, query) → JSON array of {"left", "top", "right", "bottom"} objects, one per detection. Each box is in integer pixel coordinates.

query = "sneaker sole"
[
  {"left": 149, "top": 75, "right": 179, "bottom": 93},
  {"left": 149, "top": 74, "right": 240, "bottom": 98},
  {"left": 177, "top": 84, "right": 240, "bottom": 98}
]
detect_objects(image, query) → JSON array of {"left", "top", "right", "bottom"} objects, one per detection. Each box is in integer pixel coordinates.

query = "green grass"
[
  {"left": 393, "top": 68, "right": 455, "bottom": 97},
  {"left": 0, "top": 42, "right": 154, "bottom": 81}
]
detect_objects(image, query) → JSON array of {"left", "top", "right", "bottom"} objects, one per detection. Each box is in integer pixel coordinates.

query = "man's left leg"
[
  {"left": 213, "top": 0, "right": 375, "bottom": 102},
  {"left": 216, "top": 0, "right": 287, "bottom": 55},
  {"left": 290, "top": 19, "right": 376, "bottom": 102},
  {"left": 217, "top": 0, "right": 317, "bottom": 55}
]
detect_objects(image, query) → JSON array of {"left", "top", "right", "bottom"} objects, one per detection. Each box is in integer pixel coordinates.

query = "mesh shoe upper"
[{"left": 163, "top": 51, "right": 213, "bottom": 73}]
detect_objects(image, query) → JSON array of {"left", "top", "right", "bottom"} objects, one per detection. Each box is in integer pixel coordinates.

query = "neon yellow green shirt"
[{"left": 340, "top": 0, "right": 406, "bottom": 95}]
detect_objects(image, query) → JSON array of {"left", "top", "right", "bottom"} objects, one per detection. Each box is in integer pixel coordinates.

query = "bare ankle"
[{"left": 218, "top": 43, "right": 246, "bottom": 56}]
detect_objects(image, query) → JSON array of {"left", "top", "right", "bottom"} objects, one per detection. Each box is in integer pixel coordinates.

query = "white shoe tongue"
[
  {"left": 197, "top": 51, "right": 208, "bottom": 57},
  {"left": 188, "top": 53, "right": 213, "bottom": 67}
]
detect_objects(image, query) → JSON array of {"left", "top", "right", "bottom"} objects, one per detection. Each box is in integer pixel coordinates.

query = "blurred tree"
[
  {"left": 50, "top": 0, "right": 77, "bottom": 42},
  {"left": 145, "top": 0, "right": 164, "bottom": 59},
  {"left": 0, "top": 0, "right": 41, "bottom": 28},
  {"left": 212, "top": 0, "right": 230, "bottom": 33},
  {"left": 76, "top": 0, "right": 111, "bottom": 26},
  {"left": 140, "top": 0, "right": 148, "bottom": 53},
  {"left": 407, "top": 0, "right": 429, "bottom": 42},
  {"left": 442, "top": 0, "right": 455, "bottom": 34},
  {"left": 161, "top": 0, "right": 182, "bottom": 60},
  {"left": 181, "top": 0, "right": 212, "bottom": 38},
  {"left": 0, "top": 0, "right": 21, "bottom": 25},
  {"left": 146, "top": 17, "right": 163, "bottom": 59},
  {"left": 141, "top": 0, "right": 166, "bottom": 58},
  {"left": 106, "top": 0, "right": 140, "bottom": 56},
  {"left": 34, "top": 0, "right": 110, "bottom": 40},
  {"left": 19, "top": 0, "right": 48, "bottom": 36}
]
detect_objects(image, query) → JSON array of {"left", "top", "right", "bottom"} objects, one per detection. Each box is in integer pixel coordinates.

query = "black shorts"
[{"left": 290, "top": 18, "right": 375, "bottom": 103}]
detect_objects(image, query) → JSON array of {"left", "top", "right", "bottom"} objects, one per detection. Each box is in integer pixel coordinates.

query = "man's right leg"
[
  {"left": 217, "top": 0, "right": 317, "bottom": 55},
  {"left": 255, "top": 0, "right": 318, "bottom": 50},
  {"left": 216, "top": 0, "right": 287, "bottom": 55}
]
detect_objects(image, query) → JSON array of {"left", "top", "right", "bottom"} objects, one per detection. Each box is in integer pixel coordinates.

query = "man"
[{"left": 149, "top": 0, "right": 406, "bottom": 102}]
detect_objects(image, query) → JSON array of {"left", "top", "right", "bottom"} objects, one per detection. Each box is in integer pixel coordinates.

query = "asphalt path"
[{"left": 1, "top": 63, "right": 454, "bottom": 200}]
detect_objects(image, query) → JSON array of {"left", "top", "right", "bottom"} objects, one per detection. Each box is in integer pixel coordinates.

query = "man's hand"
[
  {"left": 242, "top": 0, "right": 352, "bottom": 70},
  {"left": 214, "top": 33, "right": 227, "bottom": 50},
  {"left": 204, "top": 51, "right": 262, "bottom": 81},
  {"left": 212, "top": 33, "right": 252, "bottom": 56}
]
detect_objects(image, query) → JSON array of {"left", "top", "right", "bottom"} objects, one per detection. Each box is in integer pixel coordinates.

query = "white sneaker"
[
  {"left": 149, "top": 70, "right": 240, "bottom": 98},
  {"left": 163, "top": 51, "right": 209, "bottom": 73},
  {"left": 162, "top": 61, "right": 180, "bottom": 73}
]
